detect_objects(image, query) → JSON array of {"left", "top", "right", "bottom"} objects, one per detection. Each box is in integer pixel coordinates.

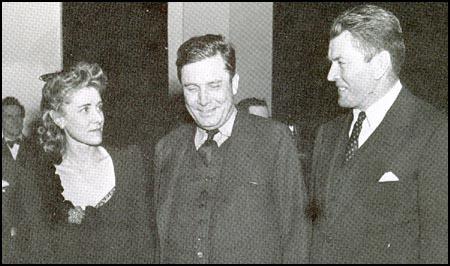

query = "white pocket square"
[
  {"left": 2, "top": 180, "right": 9, "bottom": 193},
  {"left": 378, "top": 171, "right": 399, "bottom": 182}
]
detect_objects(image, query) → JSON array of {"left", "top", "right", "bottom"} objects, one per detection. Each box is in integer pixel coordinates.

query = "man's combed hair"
[
  {"left": 176, "top": 34, "right": 236, "bottom": 81},
  {"left": 2, "top": 96, "right": 25, "bottom": 118},
  {"left": 38, "top": 62, "right": 107, "bottom": 155},
  {"left": 331, "top": 4, "right": 405, "bottom": 76}
]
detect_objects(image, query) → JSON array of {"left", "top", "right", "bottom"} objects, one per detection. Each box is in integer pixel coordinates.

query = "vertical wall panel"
[
  {"left": 2, "top": 2, "right": 62, "bottom": 135},
  {"left": 168, "top": 2, "right": 184, "bottom": 94},
  {"left": 230, "top": 2, "right": 273, "bottom": 114}
]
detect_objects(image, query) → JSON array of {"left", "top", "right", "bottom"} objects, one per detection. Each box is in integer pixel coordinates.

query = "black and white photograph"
[{"left": 2, "top": 2, "right": 448, "bottom": 264}]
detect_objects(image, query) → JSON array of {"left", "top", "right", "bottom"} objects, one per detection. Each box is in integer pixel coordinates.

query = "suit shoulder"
[
  {"left": 248, "top": 114, "right": 292, "bottom": 135},
  {"left": 156, "top": 123, "right": 194, "bottom": 152},
  {"left": 413, "top": 96, "right": 448, "bottom": 127},
  {"left": 240, "top": 115, "right": 298, "bottom": 150},
  {"left": 158, "top": 123, "right": 193, "bottom": 143}
]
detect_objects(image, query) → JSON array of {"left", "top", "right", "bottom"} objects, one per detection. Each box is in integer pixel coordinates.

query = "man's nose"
[
  {"left": 327, "top": 62, "right": 338, "bottom": 82},
  {"left": 198, "top": 88, "right": 209, "bottom": 106}
]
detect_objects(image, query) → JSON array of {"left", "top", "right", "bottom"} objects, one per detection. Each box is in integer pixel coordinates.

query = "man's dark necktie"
[
  {"left": 198, "top": 129, "right": 219, "bottom": 166},
  {"left": 345, "top": 111, "right": 366, "bottom": 162},
  {"left": 6, "top": 139, "right": 20, "bottom": 149}
]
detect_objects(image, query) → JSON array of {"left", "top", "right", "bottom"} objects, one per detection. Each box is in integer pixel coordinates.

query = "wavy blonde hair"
[{"left": 38, "top": 62, "right": 107, "bottom": 155}]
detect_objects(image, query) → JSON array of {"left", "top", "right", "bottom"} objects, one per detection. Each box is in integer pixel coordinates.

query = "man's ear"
[
  {"left": 231, "top": 73, "right": 239, "bottom": 95},
  {"left": 371, "top": 50, "right": 391, "bottom": 80},
  {"left": 49, "top": 110, "right": 65, "bottom": 129}
]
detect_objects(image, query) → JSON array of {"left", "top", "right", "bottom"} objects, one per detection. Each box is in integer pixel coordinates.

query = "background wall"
[
  {"left": 63, "top": 3, "right": 168, "bottom": 148},
  {"left": 168, "top": 2, "right": 273, "bottom": 115},
  {"left": 5, "top": 3, "right": 445, "bottom": 145},
  {"left": 2, "top": 2, "right": 62, "bottom": 135},
  {"left": 3, "top": 2, "right": 273, "bottom": 142}
]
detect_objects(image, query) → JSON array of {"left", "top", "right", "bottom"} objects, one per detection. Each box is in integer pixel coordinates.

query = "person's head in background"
[
  {"left": 237, "top": 97, "right": 270, "bottom": 118},
  {"left": 2, "top": 97, "right": 25, "bottom": 140},
  {"left": 327, "top": 4, "right": 405, "bottom": 111},
  {"left": 38, "top": 62, "right": 107, "bottom": 156},
  {"left": 176, "top": 34, "right": 239, "bottom": 131}
]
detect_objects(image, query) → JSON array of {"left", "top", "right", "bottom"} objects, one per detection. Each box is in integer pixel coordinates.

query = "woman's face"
[{"left": 58, "top": 87, "right": 104, "bottom": 147}]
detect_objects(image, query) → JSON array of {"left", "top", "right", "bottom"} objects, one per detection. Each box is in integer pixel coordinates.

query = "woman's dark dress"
[{"left": 38, "top": 145, "right": 156, "bottom": 264}]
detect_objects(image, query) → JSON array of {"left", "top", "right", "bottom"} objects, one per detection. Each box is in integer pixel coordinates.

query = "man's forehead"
[
  {"left": 181, "top": 55, "right": 229, "bottom": 83},
  {"left": 328, "top": 31, "right": 363, "bottom": 59},
  {"left": 182, "top": 55, "right": 226, "bottom": 70}
]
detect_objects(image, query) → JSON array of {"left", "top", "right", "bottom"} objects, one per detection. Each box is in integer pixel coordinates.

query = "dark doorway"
[{"left": 63, "top": 3, "right": 169, "bottom": 149}]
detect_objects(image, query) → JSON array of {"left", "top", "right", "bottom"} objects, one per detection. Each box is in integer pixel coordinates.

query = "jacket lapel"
[
  {"left": 324, "top": 114, "right": 352, "bottom": 219},
  {"left": 15, "top": 137, "right": 28, "bottom": 164}
]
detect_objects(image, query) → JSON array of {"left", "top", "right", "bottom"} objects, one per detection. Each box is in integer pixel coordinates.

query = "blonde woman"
[{"left": 37, "top": 62, "right": 155, "bottom": 263}]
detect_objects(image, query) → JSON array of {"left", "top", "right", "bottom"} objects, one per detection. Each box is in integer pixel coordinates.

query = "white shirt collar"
[
  {"left": 2, "top": 131, "right": 23, "bottom": 160},
  {"left": 194, "top": 106, "right": 238, "bottom": 150},
  {"left": 2, "top": 131, "right": 23, "bottom": 142},
  {"left": 352, "top": 80, "right": 402, "bottom": 130}
]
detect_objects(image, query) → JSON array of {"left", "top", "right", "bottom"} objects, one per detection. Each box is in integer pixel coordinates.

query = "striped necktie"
[{"left": 345, "top": 111, "right": 366, "bottom": 162}]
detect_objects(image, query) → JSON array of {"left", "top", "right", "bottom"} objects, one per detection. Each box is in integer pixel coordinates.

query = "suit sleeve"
[
  {"left": 152, "top": 138, "right": 168, "bottom": 264},
  {"left": 153, "top": 139, "right": 165, "bottom": 210},
  {"left": 309, "top": 124, "right": 325, "bottom": 205},
  {"left": 273, "top": 126, "right": 311, "bottom": 263},
  {"left": 307, "top": 124, "right": 325, "bottom": 228},
  {"left": 418, "top": 120, "right": 448, "bottom": 263}
]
